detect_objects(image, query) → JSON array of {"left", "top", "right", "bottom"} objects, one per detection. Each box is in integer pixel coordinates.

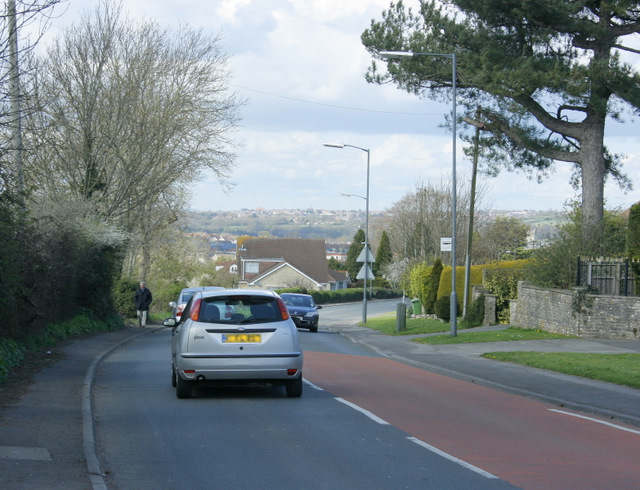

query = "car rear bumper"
[{"left": 177, "top": 353, "right": 303, "bottom": 381}]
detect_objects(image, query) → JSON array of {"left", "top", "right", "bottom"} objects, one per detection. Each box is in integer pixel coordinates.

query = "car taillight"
[
  {"left": 276, "top": 297, "right": 290, "bottom": 320},
  {"left": 190, "top": 299, "right": 202, "bottom": 321}
]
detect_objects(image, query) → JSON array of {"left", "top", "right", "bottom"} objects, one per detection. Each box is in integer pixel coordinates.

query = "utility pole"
[{"left": 463, "top": 109, "right": 482, "bottom": 317}]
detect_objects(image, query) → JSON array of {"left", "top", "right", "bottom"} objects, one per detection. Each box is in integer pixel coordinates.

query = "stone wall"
[
  {"left": 471, "top": 285, "right": 497, "bottom": 325},
  {"left": 510, "top": 282, "right": 640, "bottom": 340}
]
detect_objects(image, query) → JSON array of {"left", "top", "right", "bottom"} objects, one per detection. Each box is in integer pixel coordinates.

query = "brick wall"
[{"left": 510, "top": 282, "right": 640, "bottom": 340}]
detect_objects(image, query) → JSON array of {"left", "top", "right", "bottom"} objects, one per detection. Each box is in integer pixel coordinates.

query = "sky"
[{"left": 38, "top": 0, "right": 640, "bottom": 213}]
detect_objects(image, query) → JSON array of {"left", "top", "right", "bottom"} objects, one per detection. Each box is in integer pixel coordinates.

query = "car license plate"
[{"left": 222, "top": 333, "right": 261, "bottom": 343}]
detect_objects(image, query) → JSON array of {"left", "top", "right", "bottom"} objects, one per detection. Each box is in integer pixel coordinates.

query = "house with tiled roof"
[{"left": 236, "top": 238, "right": 348, "bottom": 291}]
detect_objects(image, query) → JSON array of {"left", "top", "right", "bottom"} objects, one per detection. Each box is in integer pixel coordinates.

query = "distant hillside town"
[{"left": 184, "top": 208, "right": 562, "bottom": 258}]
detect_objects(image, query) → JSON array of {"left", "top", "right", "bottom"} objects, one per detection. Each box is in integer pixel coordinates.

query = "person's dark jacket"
[{"left": 134, "top": 287, "right": 153, "bottom": 311}]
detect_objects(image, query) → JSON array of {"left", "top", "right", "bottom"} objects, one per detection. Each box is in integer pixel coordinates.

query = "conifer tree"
[
  {"left": 345, "top": 229, "right": 366, "bottom": 281},
  {"left": 374, "top": 231, "right": 393, "bottom": 276},
  {"left": 362, "top": 1, "right": 640, "bottom": 240}
]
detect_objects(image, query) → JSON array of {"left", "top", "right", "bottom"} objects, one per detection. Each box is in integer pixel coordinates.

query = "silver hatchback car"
[{"left": 163, "top": 289, "right": 303, "bottom": 399}]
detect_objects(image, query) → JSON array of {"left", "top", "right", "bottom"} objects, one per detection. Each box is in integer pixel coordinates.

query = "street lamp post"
[
  {"left": 324, "top": 143, "right": 371, "bottom": 325},
  {"left": 379, "top": 50, "right": 457, "bottom": 336}
]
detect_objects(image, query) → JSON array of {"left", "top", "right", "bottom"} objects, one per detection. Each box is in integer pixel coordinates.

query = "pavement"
[
  {"left": 0, "top": 327, "right": 155, "bottom": 490},
  {"left": 2, "top": 320, "right": 640, "bottom": 489}
]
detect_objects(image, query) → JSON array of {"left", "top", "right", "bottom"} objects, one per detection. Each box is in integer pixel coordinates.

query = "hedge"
[{"left": 275, "top": 287, "right": 401, "bottom": 304}]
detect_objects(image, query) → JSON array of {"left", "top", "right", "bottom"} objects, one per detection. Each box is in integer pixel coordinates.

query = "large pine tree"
[{"left": 362, "top": 0, "right": 640, "bottom": 240}]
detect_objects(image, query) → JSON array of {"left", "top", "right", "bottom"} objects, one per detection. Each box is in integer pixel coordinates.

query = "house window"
[
  {"left": 245, "top": 261, "right": 259, "bottom": 274},
  {"left": 230, "top": 264, "right": 238, "bottom": 274}
]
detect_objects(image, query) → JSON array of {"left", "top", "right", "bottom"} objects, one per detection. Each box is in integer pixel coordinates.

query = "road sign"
[
  {"left": 440, "top": 237, "right": 452, "bottom": 252},
  {"left": 356, "top": 264, "right": 375, "bottom": 280},
  {"left": 356, "top": 247, "right": 375, "bottom": 263}
]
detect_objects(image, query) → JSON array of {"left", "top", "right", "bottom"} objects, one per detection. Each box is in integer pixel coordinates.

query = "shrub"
[
  {"left": 527, "top": 204, "right": 627, "bottom": 289},
  {"left": 434, "top": 295, "right": 451, "bottom": 321},
  {"left": 312, "top": 288, "right": 365, "bottom": 304},
  {"left": 461, "top": 294, "right": 485, "bottom": 328},
  {"left": 437, "top": 265, "right": 468, "bottom": 302},
  {"left": 277, "top": 287, "right": 400, "bottom": 305},
  {"left": 113, "top": 279, "right": 140, "bottom": 318},
  {"left": 151, "top": 281, "right": 188, "bottom": 314},
  {"left": 0, "top": 313, "right": 123, "bottom": 385},
  {"left": 0, "top": 338, "right": 25, "bottom": 383},
  {"left": 423, "top": 259, "right": 443, "bottom": 314},
  {"left": 483, "top": 268, "right": 526, "bottom": 324},
  {"left": 276, "top": 287, "right": 308, "bottom": 294},
  {"left": 409, "top": 262, "right": 430, "bottom": 301},
  {"left": 438, "top": 262, "right": 491, "bottom": 304}
]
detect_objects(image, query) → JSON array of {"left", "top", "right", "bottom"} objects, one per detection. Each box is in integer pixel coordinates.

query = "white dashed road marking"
[{"left": 0, "top": 446, "right": 52, "bottom": 461}]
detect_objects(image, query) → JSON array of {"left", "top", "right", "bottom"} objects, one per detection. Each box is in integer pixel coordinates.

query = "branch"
[
  {"left": 609, "top": 20, "right": 640, "bottom": 38},
  {"left": 462, "top": 116, "right": 485, "bottom": 129},
  {"left": 482, "top": 110, "right": 579, "bottom": 163},
  {"left": 513, "top": 94, "right": 584, "bottom": 139},
  {"left": 613, "top": 43, "right": 640, "bottom": 55}
]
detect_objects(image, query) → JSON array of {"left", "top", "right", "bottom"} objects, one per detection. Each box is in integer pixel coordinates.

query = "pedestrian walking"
[{"left": 134, "top": 281, "right": 153, "bottom": 327}]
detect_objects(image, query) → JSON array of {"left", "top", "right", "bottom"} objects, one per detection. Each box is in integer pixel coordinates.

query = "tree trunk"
[{"left": 580, "top": 116, "right": 607, "bottom": 239}]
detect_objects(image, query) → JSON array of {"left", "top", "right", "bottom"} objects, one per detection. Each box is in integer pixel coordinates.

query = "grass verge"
[
  {"left": 365, "top": 315, "right": 638, "bottom": 389},
  {"left": 364, "top": 313, "right": 458, "bottom": 336},
  {"left": 411, "top": 327, "right": 575, "bottom": 345},
  {"left": 482, "top": 352, "right": 640, "bottom": 389}
]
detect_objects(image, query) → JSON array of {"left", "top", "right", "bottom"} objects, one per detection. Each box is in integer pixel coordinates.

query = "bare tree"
[
  {"left": 0, "top": 0, "right": 62, "bottom": 193},
  {"left": 474, "top": 216, "right": 531, "bottom": 263},
  {"left": 384, "top": 175, "right": 485, "bottom": 265},
  {"left": 23, "top": 0, "right": 242, "bottom": 276}
]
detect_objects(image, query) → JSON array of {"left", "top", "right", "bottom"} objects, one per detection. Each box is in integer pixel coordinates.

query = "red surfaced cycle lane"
[{"left": 304, "top": 351, "right": 640, "bottom": 489}]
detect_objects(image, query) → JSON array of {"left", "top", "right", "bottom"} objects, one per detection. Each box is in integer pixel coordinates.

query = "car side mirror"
[
  {"left": 163, "top": 318, "right": 177, "bottom": 328},
  {"left": 316, "top": 305, "right": 323, "bottom": 309},
  {"left": 169, "top": 301, "right": 176, "bottom": 308}
]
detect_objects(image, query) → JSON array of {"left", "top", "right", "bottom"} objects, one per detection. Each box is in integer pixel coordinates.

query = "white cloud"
[{"left": 39, "top": 0, "right": 640, "bottom": 213}]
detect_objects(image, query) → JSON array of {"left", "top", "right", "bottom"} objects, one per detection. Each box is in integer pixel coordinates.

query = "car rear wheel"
[
  {"left": 176, "top": 376, "right": 192, "bottom": 399},
  {"left": 285, "top": 377, "right": 303, "bottom": 398}
]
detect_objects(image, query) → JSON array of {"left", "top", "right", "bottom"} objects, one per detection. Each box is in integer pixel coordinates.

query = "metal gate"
[{"left": 576, "top": 257, "right": 637, "bottom": 296}]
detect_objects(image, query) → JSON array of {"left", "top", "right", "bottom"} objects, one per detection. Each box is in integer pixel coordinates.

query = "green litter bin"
[{"left": 411, "top": 299, "right": 422, "bottom": 315}]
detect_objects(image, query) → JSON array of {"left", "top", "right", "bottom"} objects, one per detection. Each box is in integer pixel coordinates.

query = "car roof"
[
  {"left": 197, "top": 288, "right": 279, "bottom": 299},
  {"left": 280, "top": 293, "right": 311, "bottom": 298},
  {"left": 180, "top": 286, "right": 224, "bottom": 294}
]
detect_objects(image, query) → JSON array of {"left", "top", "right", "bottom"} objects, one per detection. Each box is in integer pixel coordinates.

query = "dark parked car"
[
  {"left": 163, "top": 289, "right": 303, "bottom": 399},
  {"left": 280, "top": 293, "right": 321, "bottom": 333},
  {"left": 169, "top": 286, "right": 225, "bottom": 322}
]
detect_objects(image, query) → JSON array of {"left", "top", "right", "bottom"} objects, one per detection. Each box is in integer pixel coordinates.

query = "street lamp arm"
[
  {"left": 323, "top": 142, "right": 369, "bottom": 154},
  {"left": 342, "top": 192, "right": 366, "bottom": 200},
  {"left": 379, "top": 50, "right": 455, "bottom": 60}
]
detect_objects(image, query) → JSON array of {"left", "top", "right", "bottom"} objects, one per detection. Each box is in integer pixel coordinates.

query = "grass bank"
[
  {"left": 364, "top": 313, "right": 466, "bottom": 336},
  {"left": 411, "top": 327, "right": 575, "bottom": 344},
  {"left": 483, "top": 352, "right": 640, "bottom": 389}
]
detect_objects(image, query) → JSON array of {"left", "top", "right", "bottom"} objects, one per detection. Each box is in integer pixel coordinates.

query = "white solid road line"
[{"left": 549, "top": 409, "right": 640, "bottom": 435}]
